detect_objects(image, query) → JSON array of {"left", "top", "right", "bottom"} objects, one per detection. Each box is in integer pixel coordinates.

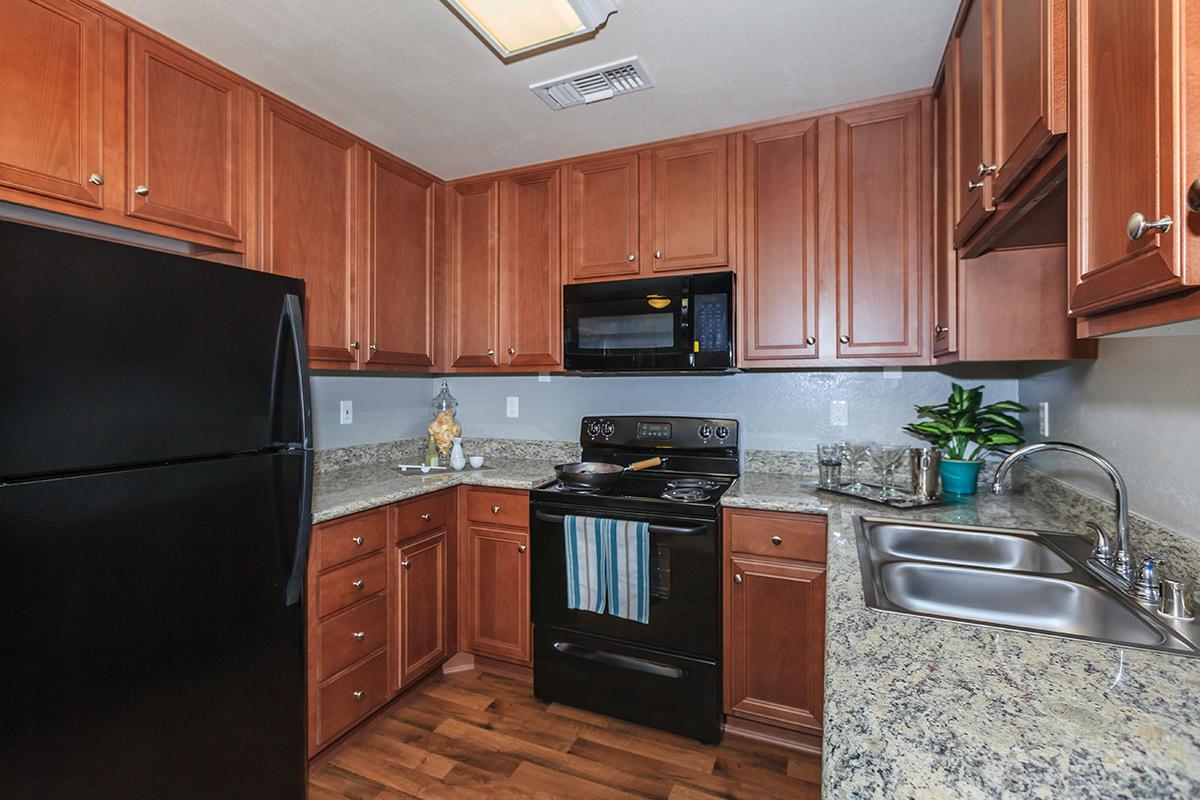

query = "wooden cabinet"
[
  {"left": 565, "top": 154, "right": 641, "bottom": 281},
  {"left": 0, "top": 0, "right": 107, "bottom": 208},
  {"left": 822, "top": 96, "right": 930, "bottom": 362},
  {"left": 933, "top": 58, "right": 960, "bottom": 358},
  {"left": 738, "top": 119, "right": 820, "bottom": 365},
  {"left": 261, "top": 98, "right": 358, "bottom": 369},
  {"left": 395, "top": 529, "right": 449, "bottom": 689},
  {"left": 446, "top": 178, "right": 501, "bottom": 369},
  {"left": 1068, "top": 0, "right": 1195, "bottom": 317},
  {"left": 723, "top": 509, "right": 826, "bottom": 737},
  {"left": 953, "top": 0, "right": 994, "bottom": 243},
  {"left": 644, "top": 137, "right": 731, "bottom": 273},
  {"left": 461, "top": 488, "right": 531, "bottom": 666},
  {"left": 499, "top": 167, "right": 562, "bottom": 368},
  {"left": 360, "top": 148, "right": 437, "bottom": 370},
  {"left": 126, "top": 31, "right": 247, "bottom": 240}
]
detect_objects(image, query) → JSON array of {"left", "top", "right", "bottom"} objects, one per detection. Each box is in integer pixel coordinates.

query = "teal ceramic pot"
[{"left": 940, "top": 458, "right": 982, "bottom": 495}]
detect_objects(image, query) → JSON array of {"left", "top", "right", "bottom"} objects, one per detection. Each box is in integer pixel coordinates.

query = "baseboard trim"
[{"left": 723, "top": 715, "right": 822, "bottom": 755}]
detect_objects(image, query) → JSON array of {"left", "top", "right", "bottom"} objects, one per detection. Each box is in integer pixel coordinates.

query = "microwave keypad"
[{"left": 694, "top": 294, "right": 729, "bottom": 353}]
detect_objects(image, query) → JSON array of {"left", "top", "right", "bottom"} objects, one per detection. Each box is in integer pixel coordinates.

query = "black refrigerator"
[{"left": 0, "top": 220, "right": 312, "bottom": 797}]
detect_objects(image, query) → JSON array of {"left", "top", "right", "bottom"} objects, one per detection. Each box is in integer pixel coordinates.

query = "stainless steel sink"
[{"left": 855, "top": 517, "right": 1200, "bottom": 657}]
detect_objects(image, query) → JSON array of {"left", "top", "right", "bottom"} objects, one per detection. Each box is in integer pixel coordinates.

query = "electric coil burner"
[{"left": 530, "top": 416, "right": 739, "bottom": 744}]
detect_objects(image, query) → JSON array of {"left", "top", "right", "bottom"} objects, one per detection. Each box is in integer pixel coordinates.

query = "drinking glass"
[
  {"left": 816, "top": 443, "right": 842, "bottom": 489},
  {"left": 843, "top": 442, "right": 870, "bottom": 492}
]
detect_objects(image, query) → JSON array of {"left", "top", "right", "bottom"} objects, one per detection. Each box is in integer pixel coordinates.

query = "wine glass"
[
  {"left": 843, "top": 442, "right": 869, "bottom": 492},
  {"left": 874, "top": 444, "right": 908, "bottom": 500}
]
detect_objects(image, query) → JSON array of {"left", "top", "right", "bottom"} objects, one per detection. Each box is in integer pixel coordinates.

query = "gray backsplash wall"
[
  {"left": 1018, "top": 336, "right": 1200, "bottom": 541},
  {"left": 312, "top": 369, "right": 1021, "bottom": 453}
]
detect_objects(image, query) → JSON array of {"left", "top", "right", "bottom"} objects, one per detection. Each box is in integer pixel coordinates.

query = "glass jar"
[{"left": 427, "top": 380, "right": 461, "bottom": 459}]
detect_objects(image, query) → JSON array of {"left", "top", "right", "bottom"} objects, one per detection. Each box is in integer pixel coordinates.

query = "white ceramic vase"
[{"left": 449, "top": 437, "right": 466, "bottom": 471}]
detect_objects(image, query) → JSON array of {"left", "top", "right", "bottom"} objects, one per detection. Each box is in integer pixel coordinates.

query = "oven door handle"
[
  {"left": 552, "top": 641, "right": 687, "bottom": 679},
  {"left": 534, "top": 510, "right": 708, "bottom": 537}
]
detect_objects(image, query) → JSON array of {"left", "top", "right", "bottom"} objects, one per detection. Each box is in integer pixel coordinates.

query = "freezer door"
[
  {"left": 0, "top": 450, "right": 310, "bottom": 798},
  {"left": 0, "top": 220, "right": 310, "bottom": 480}
]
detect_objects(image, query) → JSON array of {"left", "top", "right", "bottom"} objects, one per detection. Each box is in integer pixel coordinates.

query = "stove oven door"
[{"left": 530, "top": 503, "right": 719, "bottom": 659}]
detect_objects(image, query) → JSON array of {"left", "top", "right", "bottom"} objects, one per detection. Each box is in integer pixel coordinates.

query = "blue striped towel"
[{"left": 563, "top": 515, "right": 650, "bottom": 624}]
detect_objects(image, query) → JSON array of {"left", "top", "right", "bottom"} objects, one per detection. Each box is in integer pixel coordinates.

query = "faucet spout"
[{"left": 991, "top": 442, "right": 1134, "bottom": 585}]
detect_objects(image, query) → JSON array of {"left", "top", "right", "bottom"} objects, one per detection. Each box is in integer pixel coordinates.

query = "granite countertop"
[{"left": 725, "top": 473, "right": 1200, "bottom": 800}]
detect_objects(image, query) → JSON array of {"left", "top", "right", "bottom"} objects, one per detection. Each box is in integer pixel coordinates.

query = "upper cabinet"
[
  {"left": 360, "top": 148, "right": 437, "bottom": 371},
  {"left": 565, "top": 154, "right": 640, "bottom": 281},
  {"left": 126, "top": 32, "right": 247, "bottom": 241},
  {"left": 933, "top": 56, "right": 960, "bottom": 359},
  {"left": 260, "top": 98, "right": 359, "bottom": 369},
  {"left": 446, "top": 179, "right": 501, "bottom": 370},
  {"left": 953, "top": 0, "right": 992, "bottom": 243},
  {"left": 0, "top": 0, "right": 107, "bottom": 208}
]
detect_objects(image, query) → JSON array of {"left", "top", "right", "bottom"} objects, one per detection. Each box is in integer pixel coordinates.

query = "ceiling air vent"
[{"left": 530, "top": 57, "right": 654, "bottom": 110}]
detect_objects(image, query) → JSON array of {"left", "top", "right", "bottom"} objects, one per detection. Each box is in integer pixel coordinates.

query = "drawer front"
[
  {"left": 316, "top": 551, "right": 386, "bottom": 618},
  {"left": 317, "top": 508, "right": 388, "bottom": 571},
  {"left": 317, "top": 593, "right": 387, "bottom": 681},
  {"left": 394, "top": 491, "right": 450, "bottom": 539},
  {"left": 466, "top": 488, "right": 528, "bottom": 528},
  {"left": 728, "top": 510, "right": 826, "bottom": 563},
  {"left": 316, "top": 650, "right": 388, "bottom": 746}
]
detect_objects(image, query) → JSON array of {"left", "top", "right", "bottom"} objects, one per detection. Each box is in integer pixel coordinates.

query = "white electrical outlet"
[
  {"left": 506, "top": 396, "right": 519, "bottom": 418},
  {"left": 538, "top": 372, "right": 551, "bottom": 383},
  {"left": 339, "top": 400, "right": 353, "bottom": 425},
  {"left": 1038, "top": 401, "right": 1050, "bottom": 437},
  {"left": 830, "top": 400, "right": 848, "bottom": 426}
]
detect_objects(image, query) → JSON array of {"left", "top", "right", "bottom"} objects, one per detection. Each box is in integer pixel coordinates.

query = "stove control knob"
[
  {"left": 715, "top": 425, "right": 729, "bottom": 440},
  {"left": 601, "top": 420, "right": 616, "bottom": 438},
  {"left": 698, "top": 424, "right": 714, "bottom": 440},
  {"left": 586, "top": 420, "right": 602, "bottom": 439}
]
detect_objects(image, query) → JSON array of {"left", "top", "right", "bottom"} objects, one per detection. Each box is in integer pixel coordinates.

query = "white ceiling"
[{"left": 105, "top": 0, "right": 958, "bottom": 179}]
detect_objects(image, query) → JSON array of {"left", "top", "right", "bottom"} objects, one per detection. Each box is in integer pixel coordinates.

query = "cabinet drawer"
[
  {"left": 316, "top": 551, "right": 386, "bottom": 619},
  {"left": 316, "top": 508, "right": 388, "bottom": 571},
  {"left": 466, "top": 488, "right": 527, "bottom": 528},
  {"left": 317, "top": 594, "right": 387, "bottom": 681},
  {"left": 727, "top": 510, "right": 826, "bottom": 563},
  {"left": 395, "top": 491, "right": 450, "bottom": 539},
  {"left": 316, "top": 650, "right": 387, "bottom": 745}
]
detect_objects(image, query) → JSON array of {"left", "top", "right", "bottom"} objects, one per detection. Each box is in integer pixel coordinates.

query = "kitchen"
[{"left": 1, "top": 0, "right": 1198, "bottom": 797}]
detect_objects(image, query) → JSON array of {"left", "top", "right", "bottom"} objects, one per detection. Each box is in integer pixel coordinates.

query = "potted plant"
[{"left": 903, "top": 383, "right": 1028, "bottom": 495}]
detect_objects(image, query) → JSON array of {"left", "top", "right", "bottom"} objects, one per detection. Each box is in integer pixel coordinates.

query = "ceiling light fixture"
[{"left": 443, "top": 0, "right": 618, "bottom": 62}]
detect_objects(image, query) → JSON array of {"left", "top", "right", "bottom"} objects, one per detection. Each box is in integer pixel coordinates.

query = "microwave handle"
[{"left": 534, "top": 509, "right": 707, "bottom": 537}]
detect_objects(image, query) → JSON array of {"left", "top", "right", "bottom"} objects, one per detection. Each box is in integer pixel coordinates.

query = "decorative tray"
[{"left": 815, "top": 482, "right": 944, "bottom": 509}]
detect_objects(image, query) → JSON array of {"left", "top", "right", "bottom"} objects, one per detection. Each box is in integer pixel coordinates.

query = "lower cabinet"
[
  {"left": 394, "top": 529, "right": 450, "bottom": 689},
  {"left": 723, "top": 509, "right": 827, "bottom": 737},
  {"left": 460, "top": 488, "right": 532, "bottom": 666}
]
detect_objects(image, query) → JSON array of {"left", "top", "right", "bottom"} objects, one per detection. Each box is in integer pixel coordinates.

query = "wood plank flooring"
[{"left": 308, "top": 670, "right": 821, "bottom": 799}]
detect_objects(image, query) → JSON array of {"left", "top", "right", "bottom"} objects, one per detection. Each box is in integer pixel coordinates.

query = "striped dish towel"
[
  {"left": 563, "top": 515, "right": 606, "bottom": 615},
  {"left": 562, "top": 515, "right": 650, "bottom": 625}
]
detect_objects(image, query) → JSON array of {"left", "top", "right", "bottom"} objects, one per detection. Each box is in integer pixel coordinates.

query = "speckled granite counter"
[
  {"left": 312, "top": 456, "right": 558, "bottom": 523},
  {"left": 725, "top": 473, "right": 1200, "bottom": 800}
]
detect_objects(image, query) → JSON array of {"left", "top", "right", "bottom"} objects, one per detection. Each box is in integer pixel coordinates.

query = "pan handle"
[{"left": 627, "top": 457, "right": 664, "bottom": 471}]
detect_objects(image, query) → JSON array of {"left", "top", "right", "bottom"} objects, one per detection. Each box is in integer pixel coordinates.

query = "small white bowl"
[{"left": 469, "top": 456, "right": 485, "bottom": 469}]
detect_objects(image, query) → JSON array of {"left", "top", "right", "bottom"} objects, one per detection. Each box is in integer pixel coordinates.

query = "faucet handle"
[
  {"left": 1130, "top": 555, "right": 1163, "bottom": 603},
  {"left": 1084, "top": 522, "right": 1112, "bottom": 564}
]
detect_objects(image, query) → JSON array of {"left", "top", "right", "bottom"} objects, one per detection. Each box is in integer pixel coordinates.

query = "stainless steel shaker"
[{"left": 910, "top": 447, "right": 941, "bottom": 500}]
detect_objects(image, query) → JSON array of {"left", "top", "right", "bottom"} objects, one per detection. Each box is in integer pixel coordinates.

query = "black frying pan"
[{"left": 553, "top": 456, "right": 663, "bottom": 490}]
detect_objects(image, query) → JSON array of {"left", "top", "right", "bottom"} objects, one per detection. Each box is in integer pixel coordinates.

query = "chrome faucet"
[{"left": 991, "top": 442, "right": 1136, "bottom": 589}]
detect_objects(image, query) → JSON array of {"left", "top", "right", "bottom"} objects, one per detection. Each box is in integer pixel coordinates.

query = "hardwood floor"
[{"left": 308, "top": 670, "right": 821, "bottom": 799}]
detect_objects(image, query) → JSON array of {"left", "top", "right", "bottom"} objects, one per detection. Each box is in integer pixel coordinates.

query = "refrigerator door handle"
[
  {"left": 281, "top": 294, "right": 312, "bottom": 450},
  {"left": 285, "top": 449, "right": 313, "bottom": 607}
]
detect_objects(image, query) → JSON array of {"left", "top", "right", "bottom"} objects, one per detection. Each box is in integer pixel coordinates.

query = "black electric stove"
[{"left": 530, "top": 416, "right": 738, "bottom": 744}]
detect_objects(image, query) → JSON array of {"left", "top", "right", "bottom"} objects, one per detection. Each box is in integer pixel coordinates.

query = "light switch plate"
[
  {"left": 339, "top": 400, "right": 353, "bottom": 425},
  {"left": 506, "top": 396, "right": 519, "bottom": 418},
  {"left": 1038, "top": 401, "right": 1050, "bottom": 437},
  {"left": 830, "top": 400, "right": 848, "bottom": 426}
]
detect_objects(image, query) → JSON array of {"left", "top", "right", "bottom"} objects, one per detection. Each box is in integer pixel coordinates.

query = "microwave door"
[{"left": 566, "top": 295, "right": 690, "bottom": 369}]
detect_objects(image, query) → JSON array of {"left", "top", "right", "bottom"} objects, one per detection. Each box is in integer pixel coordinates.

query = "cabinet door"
[
  {"left": 362, "top": 149, "right": 436, "bottom": 370},
  {"left": 565, "top": 154, "right": 640, "bottom": 281},
  {"left": 396, "top": 530, "right": 448, "bottom": 689},
  {"left": 934, "top": 55, "right": 960, "bottom": 358},
  {"left": 1068, "top": 0, "right": 1187, "bottom": 315},
  {"left": 464, "top": 524, "right": 530, "bottom": 665},
  {"left": 989, "top": 0, "right": 1066, "bottom": 201},
  {"left": 739, "top": 121, "right": 820, "bottom": 365},
  {"left": 127, "top": 32, "right": 244, "bottom": 240},
  {"left": 0, "top": 0, "right": 105, "bottom": 207},
  {"left": 726, "top": 556, "right": 825, "bottom": 733},
  {"left": 953, "top": 0, "right": 994, "bottom": 243},
  {"left": 824, "top": 97, "right": 929, "bottom": 361},
  {"left": 261, "top": 99, "right": 358, "bottom": 369},
  {"left": 645, "top": 138, "right": 730, "bottom": 272},
  {"left": 499, "top": 168, "right": 562, "bottom": 369},
  {"left": 447, "top": 179, "right": 500, "bottom": 369}
]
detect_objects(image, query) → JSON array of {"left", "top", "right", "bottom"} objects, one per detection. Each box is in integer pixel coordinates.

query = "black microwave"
[{"left": 563, "top": 272, "right": 735, "bottom": 372}]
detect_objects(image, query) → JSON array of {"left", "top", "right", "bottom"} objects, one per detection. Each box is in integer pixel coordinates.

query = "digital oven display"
[{"left": 637, "top": 422, "right": 671, "bottom": 441}]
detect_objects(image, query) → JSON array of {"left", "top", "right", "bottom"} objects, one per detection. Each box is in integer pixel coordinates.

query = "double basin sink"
[{"left": 855, "top": 517, "right": 1200, "bottom": 657}]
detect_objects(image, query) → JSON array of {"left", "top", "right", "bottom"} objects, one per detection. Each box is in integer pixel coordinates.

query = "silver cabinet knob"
[
  {"left": 352, "top": 631, "right": 365, "bottom": 641},
  {"left": 627, "top": 253, "right": 636, "bottom": 262},
  {"left": 654, "top": 249, "right": 663, "bottom": 259},
  {"left": 369, "top": 343, "right": 378, "bottom": 352},
  {"left": 88, "top": 173, "right": 104, "bottom": 186},
  {"left": 733, "top": 574, "right": 743, "bottom": 584},
  {"left": 353, "top": 690, "right": 364, "bottom": 700},
  {"left": 351, "top": 536, "right": 364, "bottom": 546},
  {"left": 839, "top": 334, "right": 850, "bottom": 344},
  {"left": 966, "top": 179, "right": 984, "bottom": 192},
  {"left": 486, "top": 348, "right": 495, "bottom": 356},
  {"left": 421, "top": 513, "right": 431, "bottom": 521},
  {"left": 1188, "top": 178, "right": 1200, "bottom": 213},
  {"left": 935, "top": 324, "right": 949, "bottom": 336},
  {"left": 400, "top": 559, "right": 411, "bottom": 569},
  {"left": 771, "top": 536, "right": 783, "bottom": 546},
  {"left": 352, "top": 579, "right": 365, "bottom": 589},
  {"left": 977, "top": 162, "right": 997, "bottom": 177},
  {"left": 350, "top": 340, "right": 361, "bottom": 350},
  {"left": 134, "top": 184, "right": 150, "bottom": 196},
  {"left": 805, "top": 336, "right": 816, "bottom": 345},
  {"left": 518, "top": 544, "right": 527, "bottom": 553},
  {"left": 491, "top": 505, "right": 501, "bottom": 514},
  {"left": 508, "top": 347, "right": 516, "bottom": 355},
  {"left": 1127, "top": 212, "right": 1173, "bottom": 241}
]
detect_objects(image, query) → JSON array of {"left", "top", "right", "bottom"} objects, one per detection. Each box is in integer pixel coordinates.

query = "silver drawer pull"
[
  {"left": 421, "top": 513, "right": 431, "bottom": 521},
  {"left": 351, "top": 536, "right": 364, "bottom": 546},
  {"left": 491, "top": 505, "right": 501, "bottom": 514},
  {"left": 1127, "top": 212, "right": 1172, "bottom": 241},
  {"left": 734, "top": 574, "right": 743, "bottom": 584},
  {"left": 352, "top": 580, "right": 365, "bottom": 590},
  {"left": 771, "top": 536, "right": 782, "bottom": 546},
  {"left": 352, "top": 690, "right": 364, "bottom": 700},
  {"left": 88, "top": 172, "right": 104, "bottom": 186},
  {"left": 518, "top": 544, "right": 527, "bottom": 553},
  {"left": 352, "top": 631, "right": 365, "bottom": 641},
  {"left": 966, "top": 179, "right": 984, "bottom": 192},
  {"left": 401, "top": 560, "right": 411, "bottom": 569}
]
